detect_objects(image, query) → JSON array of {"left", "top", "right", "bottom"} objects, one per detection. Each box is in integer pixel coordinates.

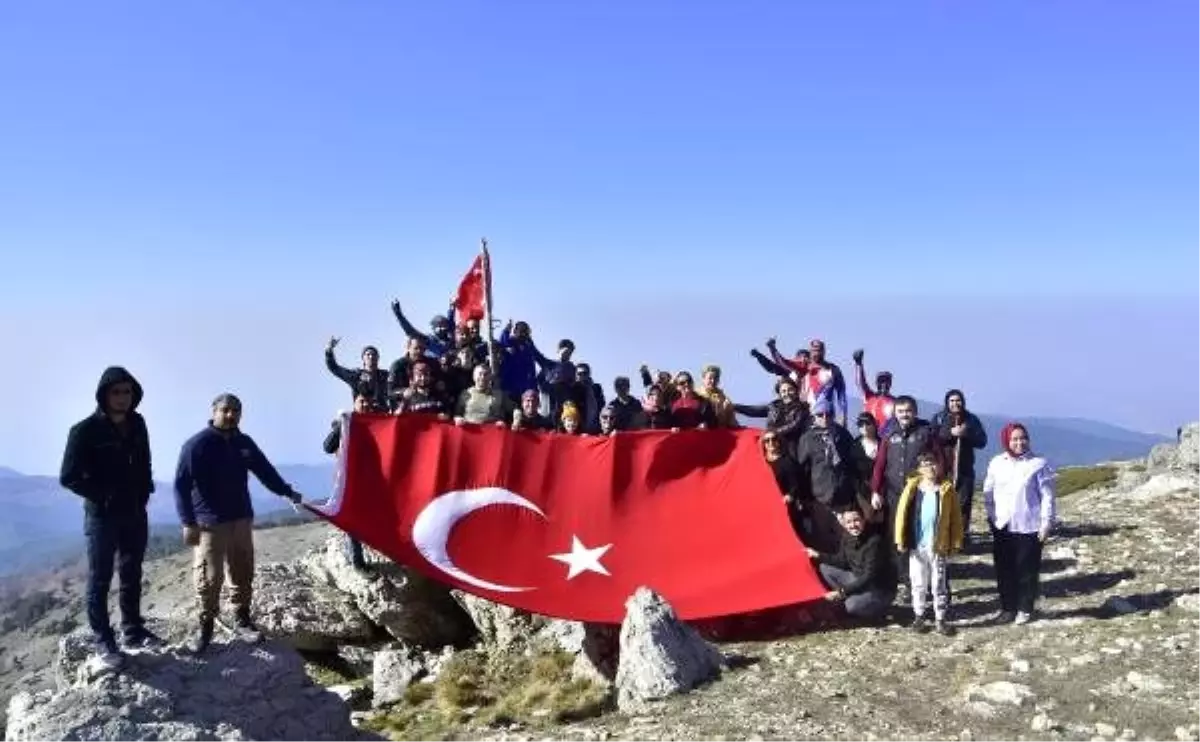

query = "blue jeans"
[
  {"left": 818, "top": 563, "right": 894, "bottom": 619},
  {"left": 84, "top": 509, "right": 148, "bottom": 643}
]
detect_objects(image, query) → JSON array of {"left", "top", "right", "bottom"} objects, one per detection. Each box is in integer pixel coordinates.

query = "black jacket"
[
  {"left": 931, "top": 408, "right": 988, "bottom": 482},
  {"left": 768, "top": 453, "right": 806, "bottom": 502},
  {"left": 324, "top": 349, "right": 389, "bottom": 411},
  {"left": 872, "top": 419, "right": 942, "bottom": 500},
  {"left": 795, "top": 423, "right": 858, "bottom": 509},
  {"left": 735, "top": 399, "right": 809, "bottom": 455},
  {"left": 59, "top": 367, "right": 154, "bottom": 516},
  {"left": 323, "top": 420, "right": 342, "bottom": 455},
  {"left": 818, "top": 525, "right": 894, "bottom": 595},
  {"left": 608, "top": 395, "right": 646, "bottom": 431}
]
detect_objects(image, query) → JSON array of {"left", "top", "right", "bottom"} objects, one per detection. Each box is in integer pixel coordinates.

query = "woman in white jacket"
[{"left": 983, "top": 422, "right": 1056, "bottom": 625}]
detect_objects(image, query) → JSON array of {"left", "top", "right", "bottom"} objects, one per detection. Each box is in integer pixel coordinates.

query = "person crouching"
[{"left": 894, "top": 451, "right": 963, "bottom": 635}]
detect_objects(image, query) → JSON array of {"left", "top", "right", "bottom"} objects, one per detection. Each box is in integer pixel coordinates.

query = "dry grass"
[
  {"left": 1057, "top": 464, "right": 1119, "bottom": 497},
  {"left": 363, "top": 648, "right": 610, "bottom": 740}
]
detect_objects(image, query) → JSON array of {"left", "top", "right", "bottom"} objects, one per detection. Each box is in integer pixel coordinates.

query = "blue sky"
[{"left": 1, "top": 1, "right": 1196, "bottom": 476}]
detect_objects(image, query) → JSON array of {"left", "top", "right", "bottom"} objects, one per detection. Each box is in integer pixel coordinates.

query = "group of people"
[
  {"left": 324, "top": 302, "right": 1058, "bottom": 634},
  {"left": 55, "top": 300, "right": 1057, "bottom": 672}
]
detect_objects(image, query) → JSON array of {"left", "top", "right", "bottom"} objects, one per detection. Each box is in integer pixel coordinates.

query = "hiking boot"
[
  {"left": 995, "top": 610, "right": 1017, "bottom": 625},
  {"left": 910, "top": 616, "right": 929, "bottom": 633},
  {"left": 94, "top": 636, "right": 124, "bottom": 671},
  {"left": 233, "top": 613, "right": 263, "bottom": 644},
  {"left": 1014, "top": 611, "right": 1033, "bottom": 626},
  {"left": 187, "top": 620, "right": 214, "bottom": 655},
  {"left": 935, "top": 620, "right": 956, "bottom": 637},
  {"left": 122, "top": 626, "right": 165, "bottom": 651}
]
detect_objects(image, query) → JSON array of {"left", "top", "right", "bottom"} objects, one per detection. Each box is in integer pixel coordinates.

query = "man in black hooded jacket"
[{"left": 60, "top": 367, "right": 163, "bottom": 669}]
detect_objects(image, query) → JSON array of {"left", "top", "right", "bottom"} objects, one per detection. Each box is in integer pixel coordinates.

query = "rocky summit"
[{"left": 0, "top": 426, "right": 1197, "bottom": 740}]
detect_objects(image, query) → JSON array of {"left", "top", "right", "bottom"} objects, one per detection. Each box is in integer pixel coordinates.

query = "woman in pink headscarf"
[{"left": 983, "top": 422, "right": 1057, "bottom": 626}]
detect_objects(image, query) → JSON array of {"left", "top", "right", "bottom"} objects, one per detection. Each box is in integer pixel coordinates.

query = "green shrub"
[{"left": 1056, "top": 465, "right": 1118, "bottom": 497}]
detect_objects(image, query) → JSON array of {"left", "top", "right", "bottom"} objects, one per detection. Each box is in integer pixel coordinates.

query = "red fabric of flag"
[
  {"left": 452, "top": 254, "right": 486, "bottom": 324},
  {"left": 313, "top": 414, "right": 826, "bottom": 623}
]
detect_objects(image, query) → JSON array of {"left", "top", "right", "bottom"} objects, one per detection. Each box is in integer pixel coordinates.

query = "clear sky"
[{"left": 1, "top": 1, "right": 1196, "bottom": 477}]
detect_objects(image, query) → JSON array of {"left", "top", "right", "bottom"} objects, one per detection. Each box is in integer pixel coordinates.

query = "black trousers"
[
  {"left": 991, "top": 525, "right": 1043, "bottom": 613},
  {"left": 956, "top": 475, "right": 976, "bottom": 540},
  {"left": 84, "top": 509, "right": 149, "bottom": 643},
  {"left": 884, "top": 494, "right": 907, "bottom": 586}
]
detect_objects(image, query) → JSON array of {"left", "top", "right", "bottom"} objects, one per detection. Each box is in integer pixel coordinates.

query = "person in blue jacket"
[{"left": 174, "top": 393, "right": 303, "bottom": 654}]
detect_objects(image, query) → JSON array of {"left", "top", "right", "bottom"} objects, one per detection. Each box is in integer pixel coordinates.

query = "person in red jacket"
[{"left": 852, "top": 348, "right": 895, "bottom": 434}]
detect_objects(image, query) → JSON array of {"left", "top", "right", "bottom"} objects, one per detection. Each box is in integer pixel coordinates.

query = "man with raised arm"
[
  {"left": 852, "top": 348, "right": 896, "bottom": 435},
  {"left": 390, "top": 299, "right": 453, "bottom": 358},
  {"left": 324, "top": 337, "right": 389, "bottom": 411},
  {"left": 60, "top": 366, "right": 162, "bottom": 671},
  {"left": 175, "top": 394, "right": 304, "bottom": 654}
]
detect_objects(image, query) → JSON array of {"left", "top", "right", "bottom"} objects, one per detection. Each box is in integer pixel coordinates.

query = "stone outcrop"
[
  {"left": 306, "top": 537, "right": 476, "bottom": 648},
  {"left": 253, "top": 562, "right": 375, "bottom": 651},
  {"left": 614, "top": 587, "right": 724, "bottom": 712},
  {"left": 1146, "top": 423, "right": 1199, "bottom": 474},
  {"left": 451, "top": 590, "right": 585, "bottom": 654},
  {"left": 6, "top": 632, "right": 363, "bottom": 741}
]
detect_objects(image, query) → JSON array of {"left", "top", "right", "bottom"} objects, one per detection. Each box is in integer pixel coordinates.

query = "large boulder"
[
  {"left": 450, "top": 591, "right": 585, "bottom": 654},
  {"left": 305, "top": 537, "right": 476, "bottom": 648},
  {"left": 252, "top": 562, "right": 375, "bottom": 651},
  {"left": 6, "top": 631, "right": 365, "bottom": 741},
  {"left": 1147, "top": 423, "right": 1199, "bottom": 474},
  {"left": 614, "top": 588, "right": 724, "bottom": 712}
]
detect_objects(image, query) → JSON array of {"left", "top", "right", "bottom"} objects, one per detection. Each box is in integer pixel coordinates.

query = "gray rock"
[
  {"left": 53, "top": 632, "right": 96, "bottom": 691},
  {"left": 1095, "top": 722, "right": 1118, "bottom": 737},
  {"left": 328, "top": 683, "right": 372, "bottom": 710},
  {"left": 614, "top": 588, "right": 724, "bottom": 712},
  {"left": 307, "top": 537, "right": 475, "bottom": 648},
  {"left": 1146, "top": 424, "right": 1199, "bottom": 473},
  {"left": 964, "top": 681, "right": 1035, "bottom": 707},
  {"left": 372, "top": 648, "right": 424, "bottom": 708},
  {"left": 335, "top": 646, "right": 378, "bottom": 677},
  {"left": 5, "top": 635, "right": 360, "bottom": 740},
  {"left": 252, "top": 562, "right": 375, "bottom": 651},
  {"left": 1125, "top": 671, "right": 1167, "bottom": 693},
  {"left": 450, "top": 590, "right": 584, "bottom": 654}
]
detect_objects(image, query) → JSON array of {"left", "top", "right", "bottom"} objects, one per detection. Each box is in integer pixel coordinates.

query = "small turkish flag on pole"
[{"left": 452, "top": 250, "right": 488, "bottom": 326}]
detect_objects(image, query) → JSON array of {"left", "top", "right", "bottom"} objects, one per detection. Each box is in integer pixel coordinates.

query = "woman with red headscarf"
[{"left": 983, "top": 422, "right": 1057, "bottom": 625}]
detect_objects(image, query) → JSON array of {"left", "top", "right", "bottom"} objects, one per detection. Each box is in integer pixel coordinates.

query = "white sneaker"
[{"left": 1014, "top": 611, "right": 1033, "bottom": 625}]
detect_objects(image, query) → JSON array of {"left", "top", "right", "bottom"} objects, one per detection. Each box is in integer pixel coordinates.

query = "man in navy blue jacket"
[{"left": 174, "top": 393, "right": 303, "bottom": 654}]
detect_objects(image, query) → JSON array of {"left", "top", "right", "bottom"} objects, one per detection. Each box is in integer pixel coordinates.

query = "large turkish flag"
[{"left": 311, "top": 414, "right": 826, "bottom": 622}]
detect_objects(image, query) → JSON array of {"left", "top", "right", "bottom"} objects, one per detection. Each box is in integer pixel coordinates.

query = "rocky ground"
[{"left": 1, "top": 428, "right": 1197, "bottom": 740}]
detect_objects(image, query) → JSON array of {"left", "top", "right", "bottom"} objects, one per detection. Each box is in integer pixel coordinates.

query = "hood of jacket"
[{"left": 95, "top": 366, "right": 144, "bottom": 413}]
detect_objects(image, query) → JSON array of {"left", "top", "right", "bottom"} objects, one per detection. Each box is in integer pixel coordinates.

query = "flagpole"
[{"left": 480, "top": 237, "right": 498, "bottom": 376}]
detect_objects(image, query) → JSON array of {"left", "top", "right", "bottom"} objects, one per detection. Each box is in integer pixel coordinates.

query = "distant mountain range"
[
  {"left": 0, "top": 464, "right": 337, "bottom": 577},
  {"left": 0, "top": 411, "right": 1171, "bottom": 577}
]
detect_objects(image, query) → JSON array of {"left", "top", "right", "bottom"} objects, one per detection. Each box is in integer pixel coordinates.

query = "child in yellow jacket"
[{"left": 894, "top": 451, "right": 964, "bottom": 635}]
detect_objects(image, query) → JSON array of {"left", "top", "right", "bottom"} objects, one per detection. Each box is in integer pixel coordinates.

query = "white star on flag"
[{"left": 548, "top": 536, "right": 613, "bottom": 580}]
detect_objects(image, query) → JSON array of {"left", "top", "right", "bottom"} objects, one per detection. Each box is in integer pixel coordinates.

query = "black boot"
[
  {"left": 187, "top": 619, "right": 214, "bottom": 655},
  {"left": 233, "top": 610, "right": 263, "bottom": 644}
]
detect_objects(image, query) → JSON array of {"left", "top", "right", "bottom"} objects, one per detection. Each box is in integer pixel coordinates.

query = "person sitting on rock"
[
  {"left": 174, "top": 393, "right": 305, "bottom": 653},
  {"left": 983, "top": 422, "right": 1056, "bottom": 626},
  {"left": 454, "top": 364, "right": 512, "bottom": 426},
  {"left": 511, "top": 389, "right": 554, "bottom": 431},
  {"left": 893, "top": 451, "right": 963, "bottom": 635},
  {"left": 322, "top": 390, "right": 375, "bottom": 573},
  {"left": 804, "top": 505, "right": 896, "bottom": 622}
]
